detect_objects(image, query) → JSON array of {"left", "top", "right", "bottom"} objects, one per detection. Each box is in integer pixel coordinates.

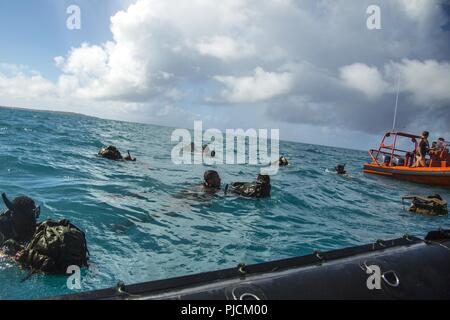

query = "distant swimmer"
[
  {"left": 226, "top": 174, "right": 271, "bottom": 198},
  {"left": 182, "top": 143, "right": 215, "bottom": 158},
  {"left": 0, "top": 193, "right": 39, "bottom": 247},
  {"left": 279, "top": 156, "right": 289, "bottom": 166},
  {"left": 175, "top": 170, "right": 222, "bottom": 200},
  {"left": 335, "top": 164, "right": 347, "bottom": 175},
  {"left": 98, "top": 145, "right": 123, "bottom": 160},
  {"left": 98, "top": 145, "right": 136, "bottom": 161},
  {"left": 202, "top": 170, "right": 222, "bottom": 193},
  {"left": 202, "top": 144, "right": 216, "bottom": 158}
]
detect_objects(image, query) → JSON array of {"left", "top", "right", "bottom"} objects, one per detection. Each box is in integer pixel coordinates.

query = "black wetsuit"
[{"left": 0, "top": 211, "right": 17, "bottom": 245}]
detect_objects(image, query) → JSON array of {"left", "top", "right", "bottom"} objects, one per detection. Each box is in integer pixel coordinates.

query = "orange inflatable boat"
[{"left": 363, "top": 132, "right": 450, "bottom": 186}]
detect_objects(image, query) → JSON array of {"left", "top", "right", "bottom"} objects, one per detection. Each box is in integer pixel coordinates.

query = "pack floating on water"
[
  {"left": 402, "top": 194, "right": 448, "bottom": 216},
  {"left": 51, "top": 230, "right": 450, "bottom": 300},
  {"left": 364, "top": 132, "right": 450, "bottom": 186}
]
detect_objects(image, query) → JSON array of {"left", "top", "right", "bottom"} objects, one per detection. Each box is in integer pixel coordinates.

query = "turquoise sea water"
[{"left": 0, "top": 107, "right": 449, "bottom": 299}]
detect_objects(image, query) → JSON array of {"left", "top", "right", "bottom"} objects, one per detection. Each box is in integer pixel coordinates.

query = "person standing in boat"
[
  {"left": 413, "top": 131, "right": 430, "bottom": 167},
  {"left": 437, "top": 138, "right": 447, "bottom": 152}
]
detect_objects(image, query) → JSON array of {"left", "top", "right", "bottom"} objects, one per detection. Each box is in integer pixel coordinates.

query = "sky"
[{"left": 0, "top": 0, "right": 449, "bottom": 150}]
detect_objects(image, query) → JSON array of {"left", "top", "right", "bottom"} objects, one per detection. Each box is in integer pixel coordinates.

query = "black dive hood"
[
  {"left": 2, "top": 193, "right": 14, "bottom": 211},
  {"left": 1, "top": 193, "right": 40, "bottom": 218}
]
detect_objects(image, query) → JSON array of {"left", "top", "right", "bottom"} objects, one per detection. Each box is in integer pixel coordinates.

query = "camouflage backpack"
[
  {"left": 98, "top": 145, "right": 123, "bottom": 160},
  {"left": 17, "top": 219, "right": 89, "bottom": 274},
  {"left": 227, "top": 175, "right": 271, "bottom": 198}
]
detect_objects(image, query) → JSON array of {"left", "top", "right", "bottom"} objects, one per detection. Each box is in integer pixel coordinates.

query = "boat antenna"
[{"left": 392, "top": 75, "right": 400, "bottom": 132}]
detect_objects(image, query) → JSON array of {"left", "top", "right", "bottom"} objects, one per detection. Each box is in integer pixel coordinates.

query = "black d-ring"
[
  {"left": 382, "top": 270, "right": 400, "bottom": 287},
  {"left": 239, "top": 292, "right": 261, "bottom": 300},
  {"left": 376, "top": 239, "right": 386, "bottom": 247},
  {"left": 226, "top": 284, "right": 267, "bottom": 300}
]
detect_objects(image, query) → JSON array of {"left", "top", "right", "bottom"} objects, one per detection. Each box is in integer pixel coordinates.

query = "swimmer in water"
[
  {"left": 278, "top": 156, "right": 289, "bottom": 166},
  {"left": 0, "top": 193, "right": 39, "bottom": 257},
  {"left": 98, "top": 146, "right": 136, "bottom": 161},
  {"left": 183, "top": 143, "right": 216, "bottom": 158},
  {"left": 202, "top": 170, "right": 222, "bottom": 193},
  {"left": 335, "top": 164, "right": 347, "bottom": 175},
  {"left": 175, "top": 170, "right": 222, "bottom": 201}
]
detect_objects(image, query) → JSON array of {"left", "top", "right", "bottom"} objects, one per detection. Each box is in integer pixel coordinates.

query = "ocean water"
[{"left": 0, "top": 107, "right": 448, "bottom": 300}]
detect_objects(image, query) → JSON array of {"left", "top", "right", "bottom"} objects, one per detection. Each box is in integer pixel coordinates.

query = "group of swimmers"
[
  {"left": 413, "top": 131, "right": 448, "bottom": 167},
  {"left": 0, "top": 141, "right": 349, "bottom": 277},
  {"left": 97, "top": 144, "right": 292, "bottom": 199}
]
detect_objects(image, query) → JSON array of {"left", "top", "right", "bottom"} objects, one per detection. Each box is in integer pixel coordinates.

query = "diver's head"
[
  {"left": 2, "top": 193, "right": 39, "bottom": 241},
  {"left": 422, "top": 131, "right": 429, "bottom": 139},
  {"left": 257, "top": 174, "right": 271, "bottom": 185},
  {"left": 279, "top": 156, "right": 289, "bottom": 166},
  {"left": 204, "top": 170, "right": 221, "bottom": 189},
  {"left": 335, "top": 164, "right": 346, "bottom": 174}
]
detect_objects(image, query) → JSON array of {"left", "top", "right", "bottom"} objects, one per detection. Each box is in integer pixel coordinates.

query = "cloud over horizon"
[{"left": 0, "top": 0, "right": 449, "bottom": 147}]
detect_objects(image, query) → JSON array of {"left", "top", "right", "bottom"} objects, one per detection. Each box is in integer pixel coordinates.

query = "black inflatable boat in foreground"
[{"left": 51, "top": 230, "right": 450, "bottom": 300}]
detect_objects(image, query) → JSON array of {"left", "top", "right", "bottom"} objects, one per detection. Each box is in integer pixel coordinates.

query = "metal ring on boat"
[
  {"left": 237, "top": 263, "right": 247, "bottom": 275},
  {"left": 238, "top": 292, "right": 261, "bottom": 300},
  {"left": 314, "top": 251, "right": 324, "bottom": 260},
  {"left": 382, "top": 270, "right": 400, "bottom": 287},
  {"left": 227, "top": 284, "right": 267, "bottom": 300},
  {"left": 403, "top": 234, "right": 414, "bottom": 242},
  {"left": 376, "top": 240, "right": 386, "bottom": 247}
]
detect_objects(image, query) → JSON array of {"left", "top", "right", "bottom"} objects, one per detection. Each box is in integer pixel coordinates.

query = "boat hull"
[
  {"left": 364, "top": 163, "right": 450, "bottom": 186},
  {"left": 50, "top": 232, "right": 450, "bottom": 300}
]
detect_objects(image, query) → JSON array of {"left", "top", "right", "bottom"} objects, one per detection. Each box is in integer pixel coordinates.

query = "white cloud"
[
  {"left": 394, "top": 0, "right": 441, "bottom": 21},
  {"left": 391, "top": 59, "right": 450, "bottom": 105},
  {"left": 339, "top": 63, "right": 390, "bottom": 98},
  {"left": 194, "top": 35, "right": 255, "bottom": 61},
  {"left": 1, "top": 0, "right": 449, "bottom": 142},
  {"left": 214, "top": 67, "right": 294, "bottom": 103},
  {"left": 0, "top": 65, "right": 56, "bottom": 99},
  {"left": 340, "top": 59, "right": 450, "bottom": 106}
]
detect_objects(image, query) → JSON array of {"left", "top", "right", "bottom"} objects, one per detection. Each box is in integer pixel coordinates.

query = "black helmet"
[
  {"left": 2, "top": 193, "right": 39, "bottom": 242},
  {"left": 257, "top": 174, "right": 271, "bottom": 185},
  {"left": 204, "top": 170, "right": 221, "bottom": 188},
  {"left": 335, "top": 164, "right": 346, "bottom": 174},
  {"left": 279, "top": 156, "right": 289, "bottom": 166}
]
